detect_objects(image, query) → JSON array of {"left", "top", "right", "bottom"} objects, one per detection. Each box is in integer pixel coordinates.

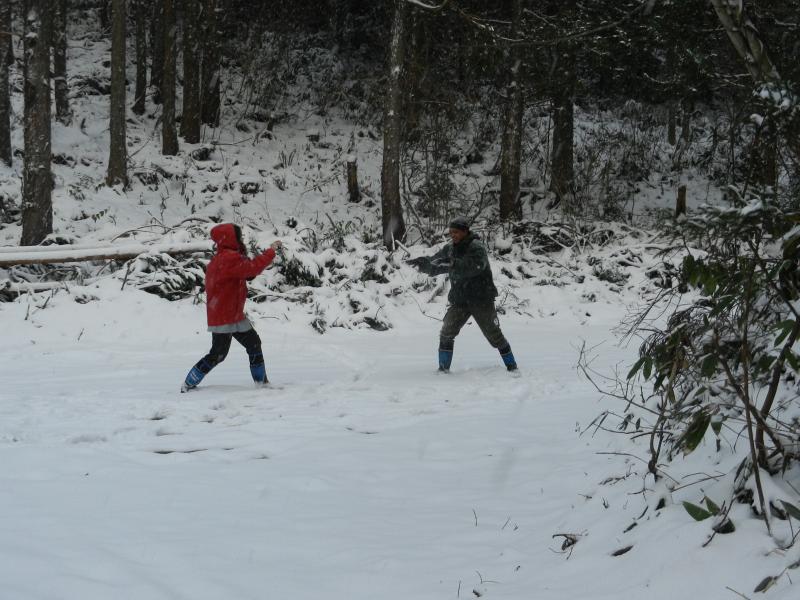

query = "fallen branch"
[{"left": 0, "top": 280, "right": 70, "bottom": 294}]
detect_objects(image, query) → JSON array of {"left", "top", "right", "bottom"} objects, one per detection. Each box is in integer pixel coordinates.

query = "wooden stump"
[
  {"left": 676, "top": 185, "right": 687, "bottom": 218},
  {"left": 346, "top": 156, "right": 361, "bottom": 203}
]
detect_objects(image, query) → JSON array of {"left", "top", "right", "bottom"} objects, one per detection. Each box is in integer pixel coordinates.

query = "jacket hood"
[{"left": 210, "top": 223, "right": 240, "bottom": 251}]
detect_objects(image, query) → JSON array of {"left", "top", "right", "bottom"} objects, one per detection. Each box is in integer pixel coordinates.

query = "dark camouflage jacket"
[{"left": 415, "top": 233, "right": 498, "bottom": 306}]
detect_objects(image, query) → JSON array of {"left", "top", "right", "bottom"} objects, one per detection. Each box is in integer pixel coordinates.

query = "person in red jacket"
[{"left": 181, "top": 223, "right": 282, "bottom": 392}]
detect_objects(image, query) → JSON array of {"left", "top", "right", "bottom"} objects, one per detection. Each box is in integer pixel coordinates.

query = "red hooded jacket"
[{"left": 205, "top": 224, "right": 276, "bottom": 326}]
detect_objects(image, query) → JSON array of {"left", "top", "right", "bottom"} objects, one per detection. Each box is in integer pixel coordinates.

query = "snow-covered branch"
[{"left": 402, "top": 0, "right": 451, "bottom": 12}]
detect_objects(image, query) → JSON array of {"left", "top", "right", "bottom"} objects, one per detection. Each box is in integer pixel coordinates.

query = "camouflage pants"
[{"left": 439, "top": 302, "right": 508, "bottom": 351}]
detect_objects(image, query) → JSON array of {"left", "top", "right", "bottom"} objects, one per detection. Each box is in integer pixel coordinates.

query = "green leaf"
[
  {"left": 780, "top": 500, "right": 800, "bottom": 521},
  {"left": 786, "top": 350, "right": 800, "bottom": 372},
  {"left": 774, "top": 320, "right": 795, "bottom": 347},
  {"left": 704, "top": 497, "right": 720, "bottom": 515},
  {"left": 681, "top": 412, "right": 711, "bottom": 455},
  {"left": 702, "top": 274, "right": 717, "bottom": 296},
  {"left": 627, "top": 357, "right": 645, "bottom": 380},
  {"left": 753, "top": 575, "right": 777, "bottom": 593},
  {"left": 642, "top": 357, "right": 653, "bottom": 380},
  {"left": 700, "top": 355, "right": 717, "bottom": 378},
  {"left": 712, "top": 518, "right": 735, "bottom": 534},
  {"left": 683, "top": 501, "right": 712, "bottom": 521}
]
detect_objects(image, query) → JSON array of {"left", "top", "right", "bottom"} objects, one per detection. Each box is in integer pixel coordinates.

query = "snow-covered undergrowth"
[{"left": 1, "top": 12, "right": 799, "bottom": 600}]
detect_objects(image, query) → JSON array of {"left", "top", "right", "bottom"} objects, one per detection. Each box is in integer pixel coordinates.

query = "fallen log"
[
  {"left": 0, "top": 241, "right": 213, "bottom": 267},
  {"left": 0, "top": 280, "right": 70, "bottom": 294}
]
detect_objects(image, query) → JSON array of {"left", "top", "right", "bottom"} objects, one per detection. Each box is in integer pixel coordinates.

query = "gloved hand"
[{"left": 406, "top": 257, "right": 426, "bottom": 268}]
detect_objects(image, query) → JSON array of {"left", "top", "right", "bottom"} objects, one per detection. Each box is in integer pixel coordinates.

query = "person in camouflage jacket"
[{"left": 407, "top": 217, "right": 518, "bottom": 373}]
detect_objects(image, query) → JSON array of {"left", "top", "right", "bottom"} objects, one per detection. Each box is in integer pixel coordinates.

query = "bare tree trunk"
[
  {"left": 549, "top": 45, "right": 575, "bottom": 210},
  {"left": 161, "top": 0, "right": 178, "bottom": 155},
  {"left": 680, "top": 97, "right": 692, "bottom": 143},
  {"left": 150, "top": 0, "right": 163, "bottom": 105},
  {"left": 380, "top": 0, "right": 409, "bottom": 249},
  {"left": 499, "top": 0, "right": 523, "bottom": 221},
  {"left": 132, "top": 0, "right": 147, "bottom": 115},
  {"left": 711, "top": 0, "right": 798, "bottom": 162},
  {"left": 21, "top": 0, "right": 52, "bottom": 245},
  {"left": 752, "top": 119, "right": 778, "bottom": 190},
  {"left": 403, "top": 11, "right": 428, "bottom": 143},
  {"left": 106, "top": 0, "right": 127, "bottom": 186},
  {"left": 98, "top": 0, "right": 110, "bottom": 32},
  {"left": 710, "top": 0, "right": 779, "bottom": 84},
  {"left": 0, "top": 0, "right": 11, "bottom": 165},
  {"left": 666, "top": 45, "right": 677, "bottom": 146},
  {"left": 51, "top": 0, "right": 70, "bottom": 125},
  {"left": 181, "top": 0, "right": 201, "bottom": 143},
  {"left": 667, "top": 104, "right": 677, "bottom": 146},
  {"left": 200, "top": 0, "right": 221, "bottom": 127},
  {"left": 332, "top": 0, "right": 351, "bottom": 47}
]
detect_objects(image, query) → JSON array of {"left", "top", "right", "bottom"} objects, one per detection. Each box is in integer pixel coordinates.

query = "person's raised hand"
[{"left": 271, "top": 240, "right": 283, "bottom": 251}]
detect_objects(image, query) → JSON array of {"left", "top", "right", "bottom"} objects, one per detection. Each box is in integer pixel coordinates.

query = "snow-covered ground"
[{"left": 1, "top": 283, "right": 797, "bottom": 600}]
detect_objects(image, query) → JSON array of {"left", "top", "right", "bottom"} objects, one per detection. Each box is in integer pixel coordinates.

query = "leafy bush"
[{"left": 619, "top": 187, "right": 800, "bottom": 534}]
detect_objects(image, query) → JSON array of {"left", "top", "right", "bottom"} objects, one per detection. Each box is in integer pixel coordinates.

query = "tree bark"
[
  {"left": 161, "top": 0, "right": 179, "bottom": 155},
  {"left": 106, "top": 0, "right": 127, "bottom": 186},
  {"left": 667, "top": 104, "right": 677, "bottom": 146},
  {"left": 404, "top": 11, "right": 428, "bottom": 143},
  {"left": 680, "top": 97, "right": 692, "bottom": 143},
  {"left": 751, "top": 119, "right": 778, "bottom": 191},
  {"left": 200, "top": 0, "right": 221, "bottom": 127},
  {"left": 181, "top": 0, "right": 202, "bottom": 143},
  {"left": 150, "top": 0, "right": 164, "bottom": 105},
  {"left": 380, "top": 0, "right": 409, "bottom": 249},
  {"left": 0, "top": 0, "right": 11, "bottom": 165},
  {"left": 710, "top": 0, "right": 779, "bottom": 84},
  {"left": 53, "top": 0, "right": 70, "bottom": 124},
  {"left": 332, "top": 0, "right": 351, "bottom": 47},
  {"left": 98, "top": 0, "right": 111, "bottom": 31},
  {"left": 549, "top": 45, "right": 575, "bottom": 210},
  {"left": 499, "top": 0, "right": 524, "bottom": 221},
  {"left": 132, "top": 0, "right": 148, "bottom": 115},
  {"left": 21, "top": 0, "right": 52, "bottom": 246}
]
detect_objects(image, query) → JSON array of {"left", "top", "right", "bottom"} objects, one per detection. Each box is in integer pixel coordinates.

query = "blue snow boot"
[
  {"left": 438, "top": 349, "right": 453, "bottom": 373},
  {"left": 181, "top": 365, "right": 206, "bottom": 392},
  {"left": 250, "top": 362, "right": 269, "bottom": 385},
  {"left": 248, "top": 350, "right": 269, "bottom": 385},
  {"left": 498, "top": 344, "right": 518, "bottom": 372}
]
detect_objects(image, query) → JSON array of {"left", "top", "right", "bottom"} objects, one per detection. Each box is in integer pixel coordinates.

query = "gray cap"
[{"left": 448, "top": 216, "right": 469, "bottom": 231}]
